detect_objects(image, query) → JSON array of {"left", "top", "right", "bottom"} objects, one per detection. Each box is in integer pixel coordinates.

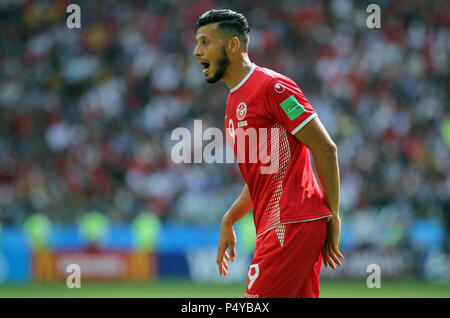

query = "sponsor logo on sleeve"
[{"left": 280, "top": 95, "right": 305, "bottom": 120}]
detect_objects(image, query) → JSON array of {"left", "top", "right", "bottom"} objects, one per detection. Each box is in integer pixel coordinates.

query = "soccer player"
[{"left": 194, "top": 9, "right": 344, "bottom": 298}]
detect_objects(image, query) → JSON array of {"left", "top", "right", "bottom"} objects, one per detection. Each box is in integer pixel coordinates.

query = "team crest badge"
[
  {"left": 236, "top": 102, "right": 247, "bottom": 121},
  {"left": 274, "top": 82, "right": 285, "bottom": 93}
]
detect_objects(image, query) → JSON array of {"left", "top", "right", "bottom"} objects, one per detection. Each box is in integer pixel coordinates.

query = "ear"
[{"left": 228, "top": 36, "right": 241, "bottom": 54}]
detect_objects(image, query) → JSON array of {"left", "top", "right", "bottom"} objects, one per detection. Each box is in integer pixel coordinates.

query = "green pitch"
[{"left": 0, "top": 279, "right": 448, "bottom": 298}]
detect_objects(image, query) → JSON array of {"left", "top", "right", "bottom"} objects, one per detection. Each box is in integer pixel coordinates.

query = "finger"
[
  {"left": 216, "top": 246, "right": 226, "bottom": 275},
  {"left": 221, "top": 261, "right": 228, "bottom": 276},
  {"left": 224, "top": 251, "right": 231, "bottom": 261},
  {"left": 335, "top": 247, "right": 344, "bottom": 260},
  {"left": 329, "top": 244, "right": 342, "bottom": 267},
  {"left": 331, "top": 243, "right": 344, "bottom": 262},
  {"left": 332, "top": 245, "right": 344, "bottom": 263},
  {"left": 328, "top": 259, "right": 336, "bottom": 270},
  {"left": 330, "top": 250, "right": 342, "bottom": 267},
  {"left": 325, "top": 244, "right": 336, "bottom": 270},
  {"left": 217, "top": 246, "right": 225, "bottom": 265},
  {"left": 229, "top": 242, "right": 236, "bottom": 262},
  {"left": 222, "top": 259, "right": 229, "bottom": 270}
]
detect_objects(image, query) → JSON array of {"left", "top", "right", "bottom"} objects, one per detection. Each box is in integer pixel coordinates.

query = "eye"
[{"left": 202, "top": 39, "right": 208, "bottom": 45}]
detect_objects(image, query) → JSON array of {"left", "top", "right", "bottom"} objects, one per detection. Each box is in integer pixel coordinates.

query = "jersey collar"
[{"left": 229, "top": 63, "right": 256, "bottom": 93}]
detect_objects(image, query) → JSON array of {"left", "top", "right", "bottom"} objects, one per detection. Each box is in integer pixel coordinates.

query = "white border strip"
[
  {"left": 257, "top": 215, "right": 331, "bottom": 238},
  {"left": 230, "top": 63, "right": 256, "bottom": 93},
  {"left": 290, "top": 113, "right": 317, "bottom": 135}
]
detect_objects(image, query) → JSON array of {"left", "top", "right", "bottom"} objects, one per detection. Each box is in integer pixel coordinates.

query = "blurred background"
[{"left": 0, "top": 0, "right": 448, "bottom": 297}]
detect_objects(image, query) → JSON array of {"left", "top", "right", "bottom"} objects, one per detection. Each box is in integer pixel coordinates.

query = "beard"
[{"left": 206, "top": 47, "right": 230, "bottom": 84}]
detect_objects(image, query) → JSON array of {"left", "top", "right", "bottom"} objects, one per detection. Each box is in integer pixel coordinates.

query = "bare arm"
[
  {"left": 294, "top": 116, "right": 344, "bottom": 269},
  {"left": 294, "top": 117, "right": 339, "bottom": 216},
  {"left": 223, "top": 184, "right": 253, "bottom": 224},
  {"left": 216, "top": 184, "right": 252, "bottom": 275}
]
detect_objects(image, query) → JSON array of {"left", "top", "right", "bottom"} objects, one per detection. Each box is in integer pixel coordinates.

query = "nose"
[{"left": 193, "top": 43, "right": 203, "bottom": 57}]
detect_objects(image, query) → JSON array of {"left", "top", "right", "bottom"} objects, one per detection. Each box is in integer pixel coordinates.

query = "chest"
[{"left": 225, "top": 92, "right": 273, "bottom": 138}]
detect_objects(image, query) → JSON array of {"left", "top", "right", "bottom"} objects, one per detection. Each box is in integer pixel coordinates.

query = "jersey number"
[{"left": 247, "top": 264, "right": 259, "bottom": 290}]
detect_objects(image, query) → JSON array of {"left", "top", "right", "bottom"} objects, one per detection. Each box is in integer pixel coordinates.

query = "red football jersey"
[{"left": 225, "top": 64, "right": 332, "bottom": 239}]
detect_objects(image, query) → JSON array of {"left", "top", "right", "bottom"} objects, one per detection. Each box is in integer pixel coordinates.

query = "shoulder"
[{"left": 256, "top": 66, "right": 299, "bottom": 96}]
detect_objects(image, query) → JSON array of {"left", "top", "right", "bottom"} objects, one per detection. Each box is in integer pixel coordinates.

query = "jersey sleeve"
[{"left": 263, "top": 78, "right": 317, "bottom": 135}]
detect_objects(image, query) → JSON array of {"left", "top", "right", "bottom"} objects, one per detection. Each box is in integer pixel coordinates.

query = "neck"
[{"left": 222, "top": 55, "right": 253, "bottom": 90}]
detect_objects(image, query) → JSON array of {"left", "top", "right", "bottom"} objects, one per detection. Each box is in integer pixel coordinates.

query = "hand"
[
  {"left": 216, "top": 215, "right": 236, "bottom": 275},
  {"left": 323, "top": 215, "right": 344, "bottom": 270}
]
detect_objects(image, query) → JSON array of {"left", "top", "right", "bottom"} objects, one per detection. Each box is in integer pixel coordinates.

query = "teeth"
[{"left": 203, "top": 67, "right": 208, "bottom": 74}]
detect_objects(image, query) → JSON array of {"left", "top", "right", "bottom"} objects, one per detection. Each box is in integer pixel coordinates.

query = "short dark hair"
[{"left": 195, "top": 9, "right": 250, "bottom": 51}]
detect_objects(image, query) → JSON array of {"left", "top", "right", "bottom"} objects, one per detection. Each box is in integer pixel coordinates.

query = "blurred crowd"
[{"left": 0, "top": 0, "right": 448, "bottom": 253}]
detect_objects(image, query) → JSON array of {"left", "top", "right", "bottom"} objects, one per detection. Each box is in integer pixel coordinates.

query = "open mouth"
[{"left": 200, "top": 61, "right": 210, "bottom": 74}]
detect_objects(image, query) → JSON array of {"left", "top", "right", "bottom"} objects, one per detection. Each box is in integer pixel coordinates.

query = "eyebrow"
[{"left": 195, "top": 34, "right": 215, "bottom": 42}]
